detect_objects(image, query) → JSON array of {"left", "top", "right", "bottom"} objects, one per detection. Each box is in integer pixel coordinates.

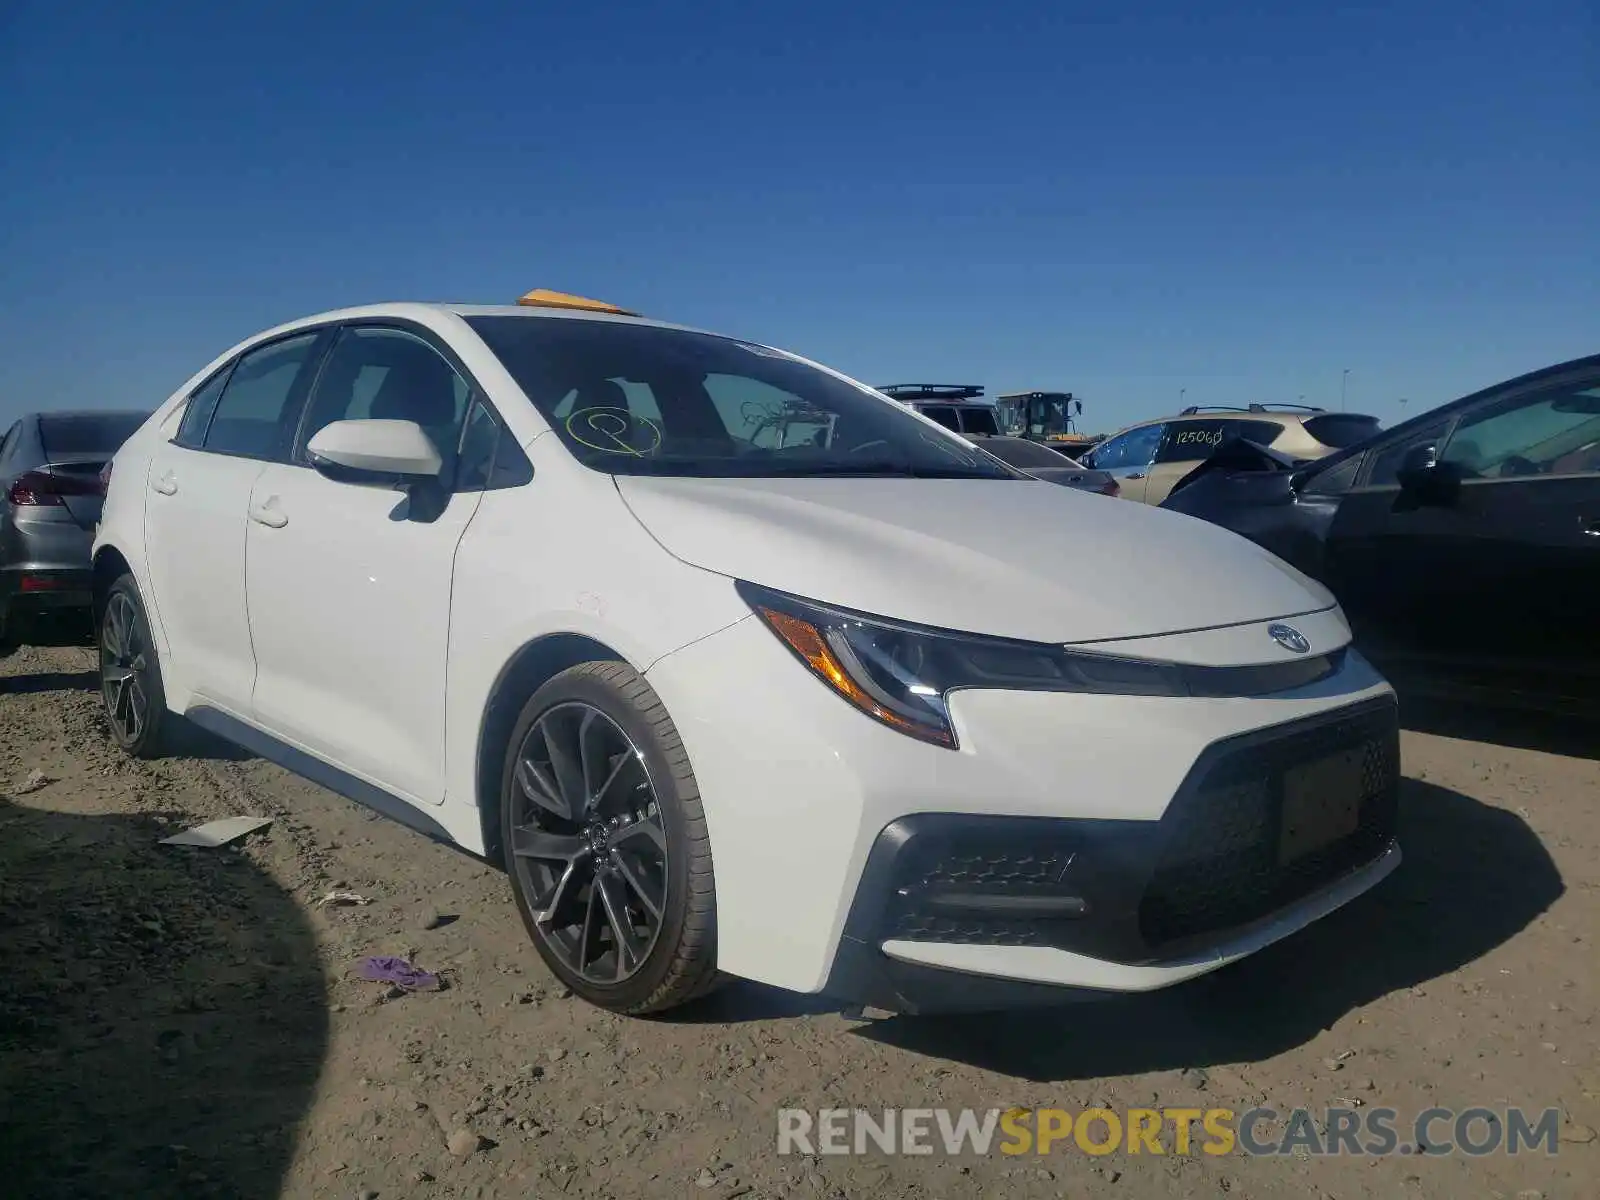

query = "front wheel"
[
  {"left": 99, "top": 574, "right": 171, "bottom": 758},
  {"left": 501, "top": 661, "right": 721, "bottom": 1014}
]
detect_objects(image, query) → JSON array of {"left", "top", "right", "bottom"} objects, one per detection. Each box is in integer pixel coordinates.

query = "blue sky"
[{"left": 1, "top": 0, "right": 1594, "bottom": 435}]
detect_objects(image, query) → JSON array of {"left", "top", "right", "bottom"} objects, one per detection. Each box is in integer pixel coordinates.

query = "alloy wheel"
[
  {"left": 100, "top": 592, "right": 149, "bottom": 744},
  {"left": 509, "top": 702, "right": 669, "bottom": 985}
]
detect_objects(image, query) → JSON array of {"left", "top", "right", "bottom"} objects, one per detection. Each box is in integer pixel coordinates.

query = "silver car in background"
[{"left": 1, "top": 410, "right": 149, "bottom": 655}]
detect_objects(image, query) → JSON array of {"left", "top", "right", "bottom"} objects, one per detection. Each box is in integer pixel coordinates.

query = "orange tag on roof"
[{"left": 516, "top": 289, "right": 638, "bottom": 316}]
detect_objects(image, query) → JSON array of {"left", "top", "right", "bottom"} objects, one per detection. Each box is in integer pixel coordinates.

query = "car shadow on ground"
[
  {"left": 0, "top": 795, "right": 328, "bottom": 1199},
  {"left": 843, "top": 779, "right": 1563, "bottom": 1081},
  {"left": 1400, "top": 693, "right": 1600, "bottom": 761},
  {"left": 163, "top": 720, "right": 257, "bottom": 763},
  {"left": 0, "top": 667, "right": 100, "bottom": 694}
]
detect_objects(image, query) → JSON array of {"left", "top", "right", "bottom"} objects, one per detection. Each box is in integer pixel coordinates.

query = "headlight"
[{"left": 736, "top": 581, "right": 1199, "bottom": 749}]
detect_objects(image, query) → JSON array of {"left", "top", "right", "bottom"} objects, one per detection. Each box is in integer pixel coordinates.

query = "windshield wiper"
[{"left": 758, "top": 460, "right": 1006, "bottom": 479}]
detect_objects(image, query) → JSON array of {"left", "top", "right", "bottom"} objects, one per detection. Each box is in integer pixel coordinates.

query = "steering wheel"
[{"left": 1500, "top": 454, "right": 1542, "bottom": 478}]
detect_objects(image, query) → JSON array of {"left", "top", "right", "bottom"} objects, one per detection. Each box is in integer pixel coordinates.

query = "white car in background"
[{"left": 92, "top": 290, "right": 1401, "bottom": 1015}]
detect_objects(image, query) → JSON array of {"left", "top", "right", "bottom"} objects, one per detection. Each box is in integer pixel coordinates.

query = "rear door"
[
  {"left": 1324, "top": 364, "right": 1600, "bottom": 705},
  {"left": 1146, "top": 418, "right": 1285, "bottom": 506},
  {"left": 141, "top": 329, "right": 332, "bottom": 710}
]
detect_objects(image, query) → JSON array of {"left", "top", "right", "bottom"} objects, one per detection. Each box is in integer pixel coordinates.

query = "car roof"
[
  {"left": 1293, "top": 350, "right": 1600, "bottom": 479},
  {"left": 252, "top": 301, "right": 712, "bottom": 341},
  {"left": 16, "top": 408, "right": 151, "bottom": 423},
  {"left": 1102, "top": 407, "right": 1381, "bottom": 442}
]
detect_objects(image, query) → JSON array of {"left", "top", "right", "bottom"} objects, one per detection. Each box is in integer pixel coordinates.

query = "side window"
[
  {"left": 1237, "top": 419, "right": 1288, "bottom": 446},
  {"left": 1157, "top": 420, "right": 1226, "bottom": 462},
  {"left": 1102, "top": 423, "right": 1164, "bottom": 469},
  {"left": 919, "top": 405, "right": 961, "bottom": 432},
  {"left": 204, "top": 333, "right": 323, "bottom": 460},
  {"left": 173, "top": 365, "right": 234, "bottom": 449},
  {"left": 455, "top": 399, "right": 500, "bottom": 492},
  {"left": 298, "top": 327, "right": 471, "bottom": 477},
  {"left": 454, "top": 396, "right": 534, "bottom": 492},
  {"left": 1299, "top": 453, "right": 1364, "bottom": 496},
  {"left": 1363, "top": 418, "right": 1452, "bottom": 488},
  {"left": 959, "top": 406, "right": 999, "bottom": 436},
  {"left": 1086, "top": 431, "right": 1128, "bottom": 470},
  {"left": 1438, "top": 378, "right": 1600, "bottom": 479}
]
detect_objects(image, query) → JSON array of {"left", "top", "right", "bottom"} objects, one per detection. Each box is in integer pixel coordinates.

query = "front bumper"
[
  {"left": 643, "top": 609, "right": 1400, "bottom": 1008},
  {"left": 824, "top": 696, "right": 1400, "bottom": 1012}
]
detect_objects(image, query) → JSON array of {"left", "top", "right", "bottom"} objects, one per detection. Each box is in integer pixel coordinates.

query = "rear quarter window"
[
  {"left": 917, "top": 405, "right": 961, "bottom": 432},
  {"left": 958, "top": 406, "right": 1000, "bottom": 436}
]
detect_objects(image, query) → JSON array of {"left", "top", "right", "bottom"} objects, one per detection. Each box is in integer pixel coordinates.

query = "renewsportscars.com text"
[{"left": 777, "top": 1106, "right": 1563, "bottom": 1158}]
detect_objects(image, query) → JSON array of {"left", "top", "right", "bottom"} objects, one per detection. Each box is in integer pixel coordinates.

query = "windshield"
[
  {"left": 996, "top": 394, "right": 1073, "bottom": 437},
  {"left": 468, "top": 316, "right": 1022, "bottom": 480}
]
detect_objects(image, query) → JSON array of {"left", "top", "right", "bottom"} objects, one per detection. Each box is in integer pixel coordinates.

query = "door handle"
[
  {"left": 1126, "top": 472, "right": 1146, "bottom": 480},
  {"left": 152, "top": 472, "right": 177, "bottom": 496},
  {"left": 248, "top": 501, "right": 288, "bottom": 529}
]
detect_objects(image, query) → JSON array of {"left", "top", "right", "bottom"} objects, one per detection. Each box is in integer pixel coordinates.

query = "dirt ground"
[{"left": 1, "top": 644, "right": 1595, "bottom": 1200}]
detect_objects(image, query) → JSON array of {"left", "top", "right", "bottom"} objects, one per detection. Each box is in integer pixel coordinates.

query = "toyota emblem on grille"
[{"left": 1268, "top": 623, "right": 1311, "bottom": 654}]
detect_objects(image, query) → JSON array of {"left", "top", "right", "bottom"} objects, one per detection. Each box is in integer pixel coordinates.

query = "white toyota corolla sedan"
[{"left": 92, "top": 290, "right": 1401, "bottom": 1015}]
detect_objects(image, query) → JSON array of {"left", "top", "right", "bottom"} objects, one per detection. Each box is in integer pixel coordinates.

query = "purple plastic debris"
[{"left": 358, "top": 955, "right": 441, "bottom": 992}]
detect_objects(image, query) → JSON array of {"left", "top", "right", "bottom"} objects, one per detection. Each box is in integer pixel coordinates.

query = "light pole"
[
  {"left": 1341, "top": 369, "right": 1350, "bottom": 412},
  {"left": 1179, "top": 387, "right": 1186, "bottom": 409}
]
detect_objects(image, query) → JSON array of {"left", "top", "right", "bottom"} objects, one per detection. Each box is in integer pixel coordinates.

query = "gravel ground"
[{"left": 1, "top": 644, "right": 1595, "bottom": 1200}]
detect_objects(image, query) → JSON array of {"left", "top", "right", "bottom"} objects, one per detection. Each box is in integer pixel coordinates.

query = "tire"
[
  {"left": 99, "top": 573, "right": 171, "bottom": 759},
  {"left": 501, "top": 660, "right": 721, "bottom": 1014}
]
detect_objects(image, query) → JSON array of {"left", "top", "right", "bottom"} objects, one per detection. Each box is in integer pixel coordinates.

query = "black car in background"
[
  {"left": 1, "top": 409, "right": 150, "bottom": 656},
  {"left": 1163, "top": 354, "right": 1600, "bottom": 718}
]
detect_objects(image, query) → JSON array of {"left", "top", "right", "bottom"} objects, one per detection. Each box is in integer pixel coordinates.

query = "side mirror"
[
  {"left": 1394, "top": 442, "right": 1461, "bottom": 506},
  {"left": 307, "top": 419, "right": 443, "bottom": 485}
]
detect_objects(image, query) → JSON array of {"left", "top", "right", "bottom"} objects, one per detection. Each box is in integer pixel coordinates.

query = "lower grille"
[
  {"left": 1138, "top": 699, "right": 1399, "bottom": 947},
  {"left": 883, "top": 837, "right": 1084, "bottom": 947}
]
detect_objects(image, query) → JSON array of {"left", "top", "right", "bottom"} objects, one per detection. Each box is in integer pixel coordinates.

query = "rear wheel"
[
  {"left": 501, "top": 661, "right": 721, "bottom": 1014},
  {"left": 99, "top": 574, "right": 171, "bottom": 758}
]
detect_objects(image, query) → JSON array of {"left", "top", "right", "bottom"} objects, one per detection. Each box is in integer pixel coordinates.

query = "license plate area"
[{"left": 1278, "top": 744, "right": 1367, "bottom": 863}]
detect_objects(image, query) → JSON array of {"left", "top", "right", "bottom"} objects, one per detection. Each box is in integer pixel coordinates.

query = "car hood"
[{"left": 616, "top": 475, "right": 1336, "bottom": 644}]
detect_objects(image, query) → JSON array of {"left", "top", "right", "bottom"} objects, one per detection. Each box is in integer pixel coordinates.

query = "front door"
[
  {"left": 244, "top": 324, "right": 481, "bottom": 805},
  {"left": 1325, "top": 366, "right": 1600, "bottom": 704},
  {"left": 1084, "top": 423, "right": 1165, "bottom": 503}
]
